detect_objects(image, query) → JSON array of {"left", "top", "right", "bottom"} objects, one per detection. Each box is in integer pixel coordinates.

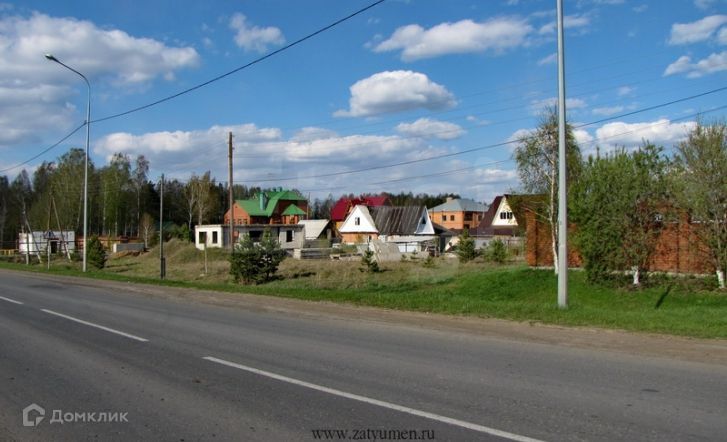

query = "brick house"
[
  {"left": 223, "top": 189, "right": 308, "bottom": 226},
  {"left": 428, "top": 197, "right": 487, "bottom": 232}
]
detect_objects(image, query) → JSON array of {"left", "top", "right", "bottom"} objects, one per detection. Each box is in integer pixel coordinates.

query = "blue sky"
[{"left": 1, "top": 0, "right": 725, "bottom": 203}]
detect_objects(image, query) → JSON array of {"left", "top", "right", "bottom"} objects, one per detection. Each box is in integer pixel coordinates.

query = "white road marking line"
[
  {"left": 0, "top": 296, "right": 23, "bottom": 305},
  {"left": 203, "top": 356, "right": 544, "bottom": 442},
  {"left": 41, "top": 309, "right": 149, "bottom": 342}
]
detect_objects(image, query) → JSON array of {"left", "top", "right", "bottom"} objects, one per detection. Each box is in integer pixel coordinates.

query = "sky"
[{"left": 0, "top": 0, "right": 726, "bottom": 204}]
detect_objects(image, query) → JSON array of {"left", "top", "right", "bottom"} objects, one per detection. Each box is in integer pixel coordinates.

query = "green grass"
[{"left": 2, "top": 242, "right": 725, "bottom": 339}]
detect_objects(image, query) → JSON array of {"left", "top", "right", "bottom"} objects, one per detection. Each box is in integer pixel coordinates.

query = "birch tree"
[
  {"left": 514, "top": 106, "right": 581, "bottom": 274},
  {"left": 673, "top": 121, "right": 727, "bottom": 288}
]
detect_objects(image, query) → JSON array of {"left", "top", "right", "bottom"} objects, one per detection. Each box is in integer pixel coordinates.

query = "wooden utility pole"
[
  {"left": 159, "top": 174, "right": 165, "bottom": 279},
  {"left": 228, "top": 132, "right": 234, "bottom": 249}
]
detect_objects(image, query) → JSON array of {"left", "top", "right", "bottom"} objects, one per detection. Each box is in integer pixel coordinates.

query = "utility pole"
[
  {"left": 228, "top": 131, "right": 234, "bottom": 249},
  {"left": 159, "top": 174, "right": 165, "bottom": 280},
  {"left": 556, "top": 0, "right": 569, "bottom": 309}
]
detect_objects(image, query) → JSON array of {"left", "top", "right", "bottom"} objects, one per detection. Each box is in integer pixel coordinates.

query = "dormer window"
[{"left": 355, "top": 217, "right": 361, "bottom": 226}]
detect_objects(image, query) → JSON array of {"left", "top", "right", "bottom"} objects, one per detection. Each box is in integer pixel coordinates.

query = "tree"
[
  {"left": 484, "top": 239, "right": 508, "bottom": 264},
  {"left": 229, "top": 229, "right": 286, "bottom": 284},
  {"left": 99, "top": 153, "right": 131, "bottom": 237},
  {"left": 360, "top": 249, "right": 380, "bottom": 273},
  {"left": 139, "top": 212, "right": 156, "bottom": 249},
  {"left": 456, "top": 228, "right": 476, "bottom": 263},
  {"left": 132, "top": 155, "right": 149, "bottom": 235},
  {"left": 184, "top": 172, "right": 216, "bottom": 229},
  {"left": 571, "top": 144, "right": 671, "bottom": 285},
  {"left": 86, "top": 235, "right": 107, "bottom": 269},
  {"left": 514, "top": 106, "right": 581, "bottom": 274},
  {"left": 673, "top": 121, "right": 727, "bottom": 288}
]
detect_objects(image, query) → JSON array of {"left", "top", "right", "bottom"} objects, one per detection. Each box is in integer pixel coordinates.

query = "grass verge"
[{"left": 2, "top": 241, "right": 725, "bottom": 339}]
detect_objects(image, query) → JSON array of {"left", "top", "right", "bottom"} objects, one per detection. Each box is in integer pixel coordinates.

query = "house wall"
[
  {"left": 525, "top": 211, "right": 714, "bottom": 274},
  {"left": 341, "top": 232, "right": 379, "bottom": 244},
  {"left": 223, "top": 204, "right": 251, "bottom": 225},
  {"left": 492, "top": 199, "right": 518, "bottom": 227},
  {"left": 430, "top": 211, "right": 482, "bottom": 230}
]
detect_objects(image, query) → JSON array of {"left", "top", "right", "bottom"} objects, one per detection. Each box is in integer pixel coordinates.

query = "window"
[
  {"left": 199, "top": 232, "right": 206, "bottom": 244},
  {"left": 464, "top": 213, "right": 473, "bottom": 221},
  {"left": 249, "top": 231, "right": 262, "bottom": 242},
  {"left": 442, "top": 214, "right": 447, "bottom": 222},
  {"left": 421, "top": 216, "right": 426, "bottom": 225},
  {"left": 500, "top": 211, "right": 514, "bottom": 220},
  {"left": 355, "top": 217, "right": 361, "bottom": 226},
  {"left": 450, "top": 215, "right": 455, "bottom": 221},
  {"left": 212, "top": 231, "right": 218, "bottom": 244},
  {"left": 286, "top": 230, "right": 293, "bottom": 242}
]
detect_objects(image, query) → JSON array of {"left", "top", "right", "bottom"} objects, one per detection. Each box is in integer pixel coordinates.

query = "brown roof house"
[
  {"left": 469, "top": 195, "right": 524, "bottom": 249},
  {"left": 338, "top": 205, "right": 436, "bottom": 253}
]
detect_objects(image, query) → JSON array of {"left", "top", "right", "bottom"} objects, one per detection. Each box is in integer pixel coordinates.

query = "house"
[
  {"left": 298, "top": 219, "right": 332, "bottom": 241},
  {"left": 428, "top": 197, "right": 487, "bottom": 232},
  {"left": 224, "top": 189, "right": 308, "bottom": 226},
  {"left": 194, "top": 224, "right": 304, "bottom": 251},
  {"left": 330, "top": 194, "right": 390, "bottom": 233},
  {"left": 470, "top": 194, "right": 523, "bottom": 249},
  {"left": 338, "top": 205, "right": 436, "bottom": 253},
  {"left": 19, "top": 230, "right": 75, "bottom": 256}
]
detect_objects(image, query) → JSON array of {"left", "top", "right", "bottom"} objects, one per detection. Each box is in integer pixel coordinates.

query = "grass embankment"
[{"left": 2, "top": 239, "right": 725, "bottom": 339}]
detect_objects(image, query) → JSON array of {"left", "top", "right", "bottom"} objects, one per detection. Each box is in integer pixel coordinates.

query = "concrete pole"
[{"left": 556, "top": 0, "right": 569, "bottom": 308}]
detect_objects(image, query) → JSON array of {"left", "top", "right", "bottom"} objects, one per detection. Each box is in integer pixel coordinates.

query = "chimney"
[{"left": 259, "top": 193, "right": 266, "bottom": 211}]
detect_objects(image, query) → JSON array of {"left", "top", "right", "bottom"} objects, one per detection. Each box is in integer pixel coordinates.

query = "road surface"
[{"left": 0, "top": 269, "right": 725, "bottom": 441}]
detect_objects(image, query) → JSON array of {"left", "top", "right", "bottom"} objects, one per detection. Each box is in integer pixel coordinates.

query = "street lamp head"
[{"left": 44, "top": 53, "right": 58, "bottom": 62}]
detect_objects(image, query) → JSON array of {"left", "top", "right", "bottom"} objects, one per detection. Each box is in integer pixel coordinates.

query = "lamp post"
[{"left": 46, "top": 54, "right": 91, "bottom": 272}]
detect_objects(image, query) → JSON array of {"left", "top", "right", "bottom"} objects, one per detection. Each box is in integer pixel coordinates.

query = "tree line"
[{"left": 513, "top": 107, "right": 727, "bottom": 288}]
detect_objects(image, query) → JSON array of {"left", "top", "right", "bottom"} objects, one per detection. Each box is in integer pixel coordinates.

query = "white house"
[
  {"left": 194, "top": 224, "right": 304, "bottom": 250},
  {"left": 339, "top": 205, "right": 436, "bottom": 253},
  {"left": 19, "top": 231, "right": 75, "bottom": 256}
]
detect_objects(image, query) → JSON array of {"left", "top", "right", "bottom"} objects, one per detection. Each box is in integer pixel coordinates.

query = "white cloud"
[
  {"left": 594, "top": 119, "right": 696, "bottom": 150},
  {"left": 395, "top": 118, "right": 465, "bottom": 140},
  {"left": 0, "top": 12, "right": 199, "bottom": 147},
  {"left": 290, "top": 127, "right": 338, "bottom": 142},
  {"left": 372, "top": 18, "right": 533, "bottom": 61},
  {"left": 537, "top": 53, "right": 557, "bottom": 65},
  {"left": 592, "top": 106, "right": 624, "bottom": 116},
  {"left": 538, "top": 14, "right": 591, "bottom": 35},
  {"left": 668, "top": 15, "right": 727, "bottom": 45},
  {"left": 573, "top": 128, "right": 594, "bottom": 146},
  {"left": 334, "top": 71, "right": 456, "bottom": 118},
  {"left": 719, "top": 27, "right": 727, "bottom": 45},
  {"left": 529, "top": 97, "right": 587, "bottom": 113},
  {"left": 694, "top": 0, "right": 717, "bottom": 10},
  {"left": 617, "top": 86, "right": 635, "bottom": 96},
  {"left": 229, "top": 13, "right": 285, "bottom": 53},
  {"left": 664, "top": 51, "right": 727, "bottom": 78},
  {"left": 633, "top": 4, "right": 649, "bottom": 13}
]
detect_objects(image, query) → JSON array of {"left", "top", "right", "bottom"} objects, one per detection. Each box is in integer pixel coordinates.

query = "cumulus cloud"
[
  {"left": 668, "top": 15, "right": 727, "bottom": 45},
  {"left": 594, "top": 119, "right": 696, "bottom": 150},
  {"left": 372, "top": 18, "right": 533, "bottom": 61},
  {"left": 537, "top": 53, "right": 557, "bottom": 65},
  {"left": 0, "top": 12, "right": 199, "bottom": 147},
  {"left": 617, "top": 86, "right": 635, "bottom": 96},
  {"left": 592, "top": 106, "right": 625, "bottom": 116},
  {"left": 334, "top": 71, "right": 456, "bottom": 118},
  {"left": 664, "top": 51, "right": 727, "bottom": 78},
  {"left": 395, "top": 118, "right": 465, "bottom": 140},
  {"left": 229, "top": 13, "right": 285, "bottom": 53},
  {"left": 538, "top": 14, "right": 591, "bottom": 35},
  {"left": 529, "top": 97, "right": 587, "bottom": 114}
]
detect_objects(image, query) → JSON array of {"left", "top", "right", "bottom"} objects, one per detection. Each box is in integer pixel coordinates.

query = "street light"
[{"left": 45, "top": 53, "right": 91, "bottom": 272}]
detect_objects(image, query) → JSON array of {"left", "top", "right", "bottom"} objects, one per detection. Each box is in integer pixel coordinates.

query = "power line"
[
  {"left": 241, "top": 85, "right": 727, "bottom": 183},
  {"left": 0, "top": 122, "right": 86, "bottom": 173},
  {"left": 91, "top": 0, "right": 387, "bottom": 124}
]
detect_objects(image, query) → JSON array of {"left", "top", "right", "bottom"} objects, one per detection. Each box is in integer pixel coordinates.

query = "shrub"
[
  {"left": 484, "top": 239, "right": 508, "bottom": 264},
  {"left": 456, "top": 229, "right": 476, "bottom": 263},
  {"left": 360, "top": 249, "right": 380, "bottom": 273},
  {"left": 87, "top": 236, "right": 107, "bottom": 269},
  {"left": 229, "top": 230, "right": 286, "bottom": 284}
]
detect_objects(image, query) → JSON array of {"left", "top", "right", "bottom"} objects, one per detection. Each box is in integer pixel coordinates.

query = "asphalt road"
[{"left": 0, "top": 269, "right": 725, "bottom": 441}]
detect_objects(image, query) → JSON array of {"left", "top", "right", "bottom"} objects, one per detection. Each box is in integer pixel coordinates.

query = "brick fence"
[{"left": 525, "top": 211, "right": 713, "bottom": 274}]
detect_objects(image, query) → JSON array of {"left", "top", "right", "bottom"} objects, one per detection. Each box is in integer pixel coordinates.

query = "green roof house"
[{"left": 224, "top": 189, "right": 308, "bottom": 226}]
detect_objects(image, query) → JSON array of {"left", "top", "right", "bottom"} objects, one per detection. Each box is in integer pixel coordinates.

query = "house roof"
[
  {"left": 282, "top": 204, "right": 306, "bottom": 216},
  {"left": 236, "top": 189, "right": 306, "bottom": 217},
  {"left": 472, "top": 195, "right": 503, "bottom": 233},
  {"left": 368, "top": 206, "right": 427, "bottom": 235},
  {"left": 429, "top": 198, "right": 486, "bottom": 213},
  {"left": 299, "top": 219, "right": 329, "bottom": 239},
  {"left": 331, "top": 194, "right": 390, "bottom": 221},
  {"left": 471, "top": 194, "right": 531, "bottom": 236}
]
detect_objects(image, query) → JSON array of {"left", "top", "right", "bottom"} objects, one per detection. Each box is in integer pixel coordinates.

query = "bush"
[
  {"left": 360, "top": 249, "right": 380, "bottom": 273},
  {"left": 87, "top": 236, "right": 107, "bottom": 269},
  {"left": 456, "top": 229, "right": 476, "bottom": 263},
  {"left": 229, "top": 230, "right": 286, "bottom": 284},
  {"left": 484, "top": 239, "right": 508, "bottom": 264}
]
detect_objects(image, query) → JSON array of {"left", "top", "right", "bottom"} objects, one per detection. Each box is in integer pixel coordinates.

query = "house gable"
[
  {"left": 492, "top": 196, "right": 517, "bottom": 227},
  {"left": 339, "top": 205, "right": 378, "bottom": 233}
]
